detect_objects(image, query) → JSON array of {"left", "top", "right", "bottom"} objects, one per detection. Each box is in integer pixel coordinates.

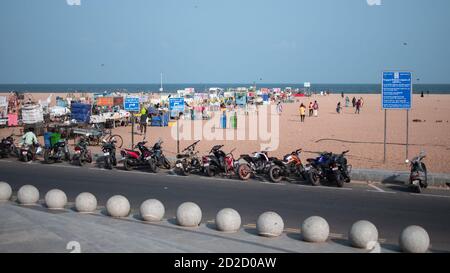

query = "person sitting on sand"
[
  {"left": 336, "top": 102, "right": 342, "bottom": 114},
  {"left": 299, "top": 103, "right": 306, "bottom": 122}
]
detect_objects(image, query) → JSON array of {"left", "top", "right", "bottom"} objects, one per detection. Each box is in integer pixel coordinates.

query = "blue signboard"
[
  {"left": 169, "top": 97, "right": 185, "bottom": 117},
  {"left": 382, "top": 72, "right": 412, "bottom": 109},
  {"left": 124, "top": 97, "right": 140, "bottom": 112}
]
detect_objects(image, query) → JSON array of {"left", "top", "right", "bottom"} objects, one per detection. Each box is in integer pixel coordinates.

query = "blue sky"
[{"left": 0, "top": 0, "right": 449, "bottom": 84}]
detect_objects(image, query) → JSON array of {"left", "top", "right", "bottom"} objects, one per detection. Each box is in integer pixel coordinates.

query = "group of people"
[
  {"left": 335, "top": 96, "right": 365, "bottom": 114},
  {"left": 298, "top": 101, "right": 319, "bottom": 122}
]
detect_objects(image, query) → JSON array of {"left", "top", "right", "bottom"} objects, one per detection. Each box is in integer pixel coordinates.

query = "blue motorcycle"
[{"left": 304, "top": 151, "right": 351, "bottom": 187}]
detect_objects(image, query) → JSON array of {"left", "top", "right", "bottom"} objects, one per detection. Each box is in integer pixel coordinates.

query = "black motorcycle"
[
  {"left": 408, "top": 151, "right": 428, "bottom": 193},
  {"left": 268, "top": 149, "right": 307, "bottom": 183},
  {"left": 44, "top": 139, "right": 71, "bottom": 164},
  {"left": 202, "top": 145, "right": 238, "bottom": 177},
  {"left": 19, "top": 143, "right": 41, "bottom": 162},
  {"left": 0, "top": 134, "right": 17, "bottom": 158},
  {"left": 102, "top": 138, "right": 117, "bottom": 170},
  {"left": 148, "top": 138, "right": 172, "bottom": 172},
  {"left": 237, "top": 150, "right": 273, "bottom": 180},
  {"left": 305, "top": 151, "right": 351, "bottom": 187},
  {"left": 72, "top": 137, "right": 92, "bottom": 166},
  {"left": 175, "top": 140, "right": 203, "bottom": 176}
]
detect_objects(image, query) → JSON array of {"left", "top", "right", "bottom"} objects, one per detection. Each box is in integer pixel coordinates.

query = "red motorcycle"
[{"left": 120, "top": 141, "right": 155, "bottom": 172}]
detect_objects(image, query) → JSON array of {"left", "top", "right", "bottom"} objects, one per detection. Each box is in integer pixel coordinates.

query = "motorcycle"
[
  {"left": 268, "top": 149, "right": 307, "bottom": 183},
  {"left": 147, "top": 138, "right": 172, "bottom": 172},
  {"left": 202, "top": 145, "right": 238, "bottom": 177},
  {"left": 120, "top": 140, "right": 153, "bottom": 171},
  {"left": 407, "top": 151, "right": 428, "bottom": 193},
  {"left": 102, "top": 137, "right": 117, "bottom": 170},
  {"left": 0, "top": 134, "right": 17, "bottom": 158},
  {"left": 305, "top": 150, "right": 350, "bottom": 187},
  {"left": 237, "top": 150, "right": 273, "bottom": 181},
  {"left": 44, "top": 139, "right": 71, "bottom": 164},
  {"left": 19, "top": 143, "right": 42, "bottom": 162},
  {"left": 71, "top": 137, "right": 92, "bottom": 166},
  {"left": 175, "top": 140, "right": 203, "bottom": 176}
]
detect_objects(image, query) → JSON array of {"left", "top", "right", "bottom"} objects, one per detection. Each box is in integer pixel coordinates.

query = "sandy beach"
[{"left": 1, "top": 92, "right": 450, "bottom": 173}]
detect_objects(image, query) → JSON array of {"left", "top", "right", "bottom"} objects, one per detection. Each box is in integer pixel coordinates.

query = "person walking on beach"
[
  {"left": 336, "top": 102, "right": 342, "bottom": 114},
  {"left": 352, "top": 97, "right": 356, "bottom": 108},
  {"left": 313, "top": 101, "right": 319, "bottom": 117},
  {"left": 355, "top": 99, "right": 361, "bottom": 114},
  {"left": 277, "top": 101, "right": 283, "bottom": 115},
  {"left": 299, "top": 103, "right": 306, "bottom": 122},
  {"left": 140, "top": 108, "right": 148, "bottom": 135},
  {"left": 345, "top": 96, "right": 350, "bottom": 107},
  {"left": 360, "top": 97, "right": 364, "bottom": 108},
  {"left": 308, "top": 102, "right": 313, "bottom": 117}
]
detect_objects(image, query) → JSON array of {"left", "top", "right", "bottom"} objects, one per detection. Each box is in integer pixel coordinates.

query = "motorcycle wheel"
[
  {"left": 269, "top": 165, "right": 283, "bottom": 183},
  {"left": 149, "top": 158, "right": 158, "bottom": 173},
  {"left": 238, "top": 164, "right": 252, "bottom": 181},
  {"left": 123, "top": 159, "right": 133, "bottom": 171},
  {"left": 78, "top": 156, "right": 84, "bottom": 167},
  {"left": 44, "top": 150, "right": 53, "bottom": 164},
  {"left": 64, "top": 152, "right": 71, "bottom": 162},
  {"left": 206, "top": 166, "right": 216, "bottom": 177},
  {"left": 104, "top": 156, "right": 112, "bottom": 170},
  {"left": 335, "top": 173, "right": 344, "bottom": 188},
  {"left": 421, "top": 163, "right": 428, "bottom": 189},
  {"left": 308, "top": 170, "right": 321, "bottom": 186},
  {"left": 162, "top": 157, "right": 172, "bottom": 169}
]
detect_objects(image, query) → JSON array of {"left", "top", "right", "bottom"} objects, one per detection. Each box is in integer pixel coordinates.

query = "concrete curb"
[{"left": 351, "top": 169, "right": 450, "bottom": 188}]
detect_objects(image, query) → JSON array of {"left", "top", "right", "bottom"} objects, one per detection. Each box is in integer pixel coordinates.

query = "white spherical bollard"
[
  {"left": 106, "top": 195, "right": 130, "bottom": 218},
  {"left": 301, "top": 216, "right": 330, "bottom": 243},
  {"left": 215, "top": 208, "right": 241, "bottom": 233},
  {"left": 45, "top": 189, "right": 67, "bottom": 210},
  {"left": 140, "top": 199, "right": 165, "bottom": 222},
  {"left": 75, "top": 192, "right": 98, "bottom": 213},
  {"left": 400, "top": 225, "right": 430, "bottom": 253},
  {"left": 0, "top": 182, "right": 12, "bottom": 201},
  {"left": 176, "top": 202, "right": 202, "bottom": 227},
  {"left": 17, "top": 185, "right": 40, "bottom": 205},
  {"left": 256, "top": 211, "right": 284, "bottom": 237},
  {"left": 349, "top": 220, "right": 379, "bottom": 249}
]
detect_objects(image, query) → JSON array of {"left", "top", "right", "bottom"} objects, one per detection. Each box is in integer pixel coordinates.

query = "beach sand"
[{"left": 1, "top": 92, "right": 450, "bottom": 173}]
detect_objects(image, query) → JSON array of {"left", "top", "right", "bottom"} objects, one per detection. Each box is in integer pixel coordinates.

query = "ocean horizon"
[{"left": 1, "top": 83, "right": 449, "bottom": 94}]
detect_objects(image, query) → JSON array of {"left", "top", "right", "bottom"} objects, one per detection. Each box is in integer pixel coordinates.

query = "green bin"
[{"left": 50, "top": 133, "right": 61, "bottom": 147}]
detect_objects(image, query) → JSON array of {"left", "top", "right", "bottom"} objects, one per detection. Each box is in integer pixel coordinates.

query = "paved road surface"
[{"left": 1, "top": 159, "right": 449, "bottom": 252}]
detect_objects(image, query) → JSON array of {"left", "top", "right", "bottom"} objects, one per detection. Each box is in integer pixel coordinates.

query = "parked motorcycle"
[
  {"left": 237, "top": 150, "right": 273, "bottom": 180},
  {"left": 268, "top": 149, "right": 306, "bottom": 183},
  {"left": 72, "top": 137, "right": 92, "bottom": 166},
  {"left": 43, "top": 138, "right": 71, "bottom": 164},
  {"left": 175, "top": 140, "right": 203, "bottom": 176},
  {"left": 120, "top": 140, "right": 153, "bottom": 171},
  {"left": 0, "top": 134, "right": 17, "bottom": 158},
  {"left": 202, "top": 145, "right": 238, "bottom": 177},
  {"left": 148, "top": 138, "right": 172, "bottom": 172},
  {"left": 102, "top": 137, "right": 117, "bottom": 170},
  {"left": 19, "top": 143, "right": 42, "bottom": 162},
  {"left": 407, "top": 151, "right": 428, "bottom": 193},
  {"left": 305, "top": 150, "right": 351, "bottom": 187}
]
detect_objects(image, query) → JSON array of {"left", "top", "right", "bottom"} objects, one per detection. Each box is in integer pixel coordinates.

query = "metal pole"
[
  {"left": 131, "top": 113, "right": 134, "bottom": 149},
  {"left": 176, "top": 116, "right": 180, "bottom": 154},
  {"left": 406, "top": 109, "right": 409, "bottom": 160},
  {"left": 383, "top": 109, "right": 387, "bottom": 164}
]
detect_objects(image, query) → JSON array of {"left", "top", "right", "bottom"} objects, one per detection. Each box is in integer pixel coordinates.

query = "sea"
[{"left": 0, "top": 84, "right": 449, "bottom": 94}]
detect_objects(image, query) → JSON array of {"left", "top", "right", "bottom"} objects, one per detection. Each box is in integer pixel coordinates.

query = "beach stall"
[
  {"left": 21, "top": 104, "right": 45, "bottom": 135},
  {"left": 0, "top": 96, "right": 8, "bottom": 127},
  {"left": 71, "top": 103, "right": 91, "bottom": 124}
]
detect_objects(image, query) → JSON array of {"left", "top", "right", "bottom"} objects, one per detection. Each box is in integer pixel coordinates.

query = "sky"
[{"left": 0, "top": 0, "right": 449, "bottom": 84}]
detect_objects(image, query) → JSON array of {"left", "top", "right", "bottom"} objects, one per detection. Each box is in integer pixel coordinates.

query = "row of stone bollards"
[{"left": 0, "top": 182, "right": 431, "bottom": 253}]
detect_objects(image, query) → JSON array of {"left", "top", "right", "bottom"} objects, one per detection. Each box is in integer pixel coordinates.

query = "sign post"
[
  {"left": 124, "top": 97, "right": 141, "bottom": 149},
  {"left": 382, "top": 71, "right": 412, "bottom": 163},
  {"left": 169, "top": 98, "right": 185, "bottom": 154}
]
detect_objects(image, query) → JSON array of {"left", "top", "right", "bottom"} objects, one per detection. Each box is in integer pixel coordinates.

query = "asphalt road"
[{"left": 1, "top": 159, "right": 450, "bottom": 252}]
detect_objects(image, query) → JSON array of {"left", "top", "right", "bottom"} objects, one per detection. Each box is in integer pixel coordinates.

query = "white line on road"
[
  {"left": 367, "top": 190, "right": 396, "bottom": 194},
  {"left": 295, "top": 184, "right": 353, "bottom": 191},
  {"left": 368, "top": 184, "right": 386, "bottom": 192},
  {"left": 410, "top": 193, "right": 450, "bottom": 199}
]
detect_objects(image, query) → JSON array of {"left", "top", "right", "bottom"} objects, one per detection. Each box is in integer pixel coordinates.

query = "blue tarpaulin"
[{"left": 71, "top": 103, "right": 91, "bottom": 123}]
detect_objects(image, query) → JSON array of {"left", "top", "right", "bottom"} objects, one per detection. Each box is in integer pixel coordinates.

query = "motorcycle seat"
[{"left": 177, "top": 154, "right": 189, "bottom": 159}]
